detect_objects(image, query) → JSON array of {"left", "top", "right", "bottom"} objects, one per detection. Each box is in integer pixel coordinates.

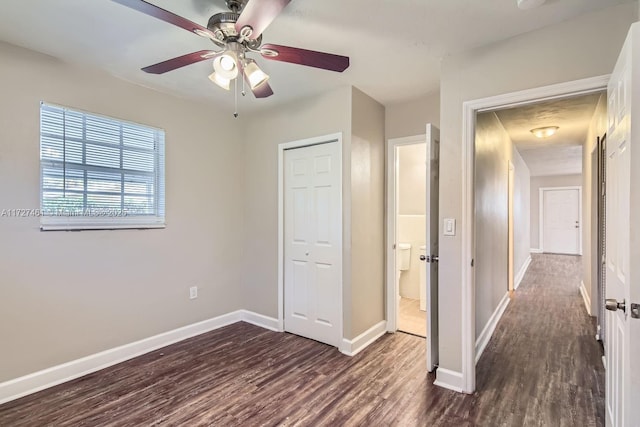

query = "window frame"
[{"left": 39, "top": 102, "right": 166, "bottom": 231}]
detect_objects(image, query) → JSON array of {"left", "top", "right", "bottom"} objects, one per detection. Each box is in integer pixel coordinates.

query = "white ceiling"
[
  {"left": 0, "top": 0, "right": 632, "bottom": 113},
  {"left": 494, "top": 92, "right": 604, "bottom": 176}
]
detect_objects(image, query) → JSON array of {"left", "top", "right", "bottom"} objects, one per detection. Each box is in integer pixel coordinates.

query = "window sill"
[{"left": 40, "top": 217, "right": 166, "bottom": 231}]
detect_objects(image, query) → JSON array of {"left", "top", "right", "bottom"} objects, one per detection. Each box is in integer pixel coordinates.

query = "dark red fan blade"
[
  {"left": 142, "top": 50, "right": 218, "bottom": 74},
  {"left": 260, "top": 44, "right": 349, "bottom": 72},
  {"left": 112, "top": 0, "right": 215, "bottom": 39},
  {"left": 235, "top": 0, "right": 291, "bottom": 40}
]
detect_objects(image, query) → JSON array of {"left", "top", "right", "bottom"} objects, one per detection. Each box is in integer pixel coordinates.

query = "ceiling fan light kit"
[
  {"left": 244, "top": 59, "right": 269, "bottom": 89},
  {"left": 112, "top": 0, "right": 350, "bottom": 117},
  {"left": 209, "top": 71, "right": 231, "bottom": 90},
  {"left": 517, "top": 0, "right": 546, "bottom": 10}
]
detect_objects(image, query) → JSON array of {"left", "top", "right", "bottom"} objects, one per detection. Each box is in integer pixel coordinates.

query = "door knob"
[
  {"left": 605, "top": 298, "right": 626, "bottom": 313},
  {"left": 419, "top": 255, "right": 427, "bottom": 262}
]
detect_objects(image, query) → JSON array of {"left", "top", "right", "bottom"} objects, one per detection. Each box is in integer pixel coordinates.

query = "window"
[{"left": 40, "top": 102, "right": 165, "bottom": 230}]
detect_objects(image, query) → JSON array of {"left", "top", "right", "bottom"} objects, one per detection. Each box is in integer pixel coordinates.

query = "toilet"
[
  {"left": 397, "top": 243, "right": 411, "bottom": 301},
  {"left": 397, "top": 243, "right": 412, "bottom": 271}
]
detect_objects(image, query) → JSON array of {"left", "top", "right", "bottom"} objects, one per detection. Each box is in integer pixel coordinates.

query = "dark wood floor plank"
[{"left": 0, "top": 254, "right": 604, "bottom": 426}]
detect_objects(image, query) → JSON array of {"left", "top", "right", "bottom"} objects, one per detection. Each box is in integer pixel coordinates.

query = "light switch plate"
[{"left": 444, "top": 218, "right": 456, "bottom": 236}]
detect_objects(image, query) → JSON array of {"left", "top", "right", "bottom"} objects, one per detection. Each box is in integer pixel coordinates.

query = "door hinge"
[{"left": 471, "top": 258, "right": 474, "bottom": 267}]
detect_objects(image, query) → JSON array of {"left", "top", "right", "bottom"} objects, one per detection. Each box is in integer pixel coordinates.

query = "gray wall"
[
  {"left": 241, "top": 86, "right": 352, "bottom": 324},
  {"left": 241, "top": 86, "right": 385, "bottom": 341},
  {"left": 472, "top": 112, "right": 530, "bottom": 342},
  {"left": 0, "top": 42, "right": 245, "bottom": 382},
  {"left": 475, "top": 112, "right": 511, "bottom": 339},
  {"left": 438, "top": 3, "right": 637, "bottom": 373},
  {"left": 530, "top": 174, "right": 583, "bottom": 250},
  {"left": 385, "top": 91, "right": 440, "bottom": 140},
  {"left": 349, "top": 88, "right": 386, "bottom": 338},
  {"left": 513, "top": 148, "right": 531, "bottom": 281}
]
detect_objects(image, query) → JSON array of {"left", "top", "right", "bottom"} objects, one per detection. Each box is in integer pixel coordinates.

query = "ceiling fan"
[{"left": 112, "top": 0, "right": 350, "bottom": 103}]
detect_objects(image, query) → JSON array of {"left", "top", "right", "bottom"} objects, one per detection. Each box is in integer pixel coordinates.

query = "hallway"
[{"left": 472, "top": 253, "right": 605, "bottom": 425}]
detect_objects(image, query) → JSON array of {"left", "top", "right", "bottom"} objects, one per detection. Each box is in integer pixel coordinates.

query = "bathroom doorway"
[
  {"left": 395, "top": 141, "right": 427, "bottom": 337},
  {"left": 386, "top": 125, "right": 440, "bottom": 371}
]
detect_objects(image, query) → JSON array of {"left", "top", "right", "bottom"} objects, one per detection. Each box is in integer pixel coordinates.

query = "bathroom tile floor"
[{"left": 398, "top": 297, "right": 426, "bottom": 337}]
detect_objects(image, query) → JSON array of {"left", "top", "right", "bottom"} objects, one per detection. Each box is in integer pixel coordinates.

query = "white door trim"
[
  {"left": 508, "top": 160, "right": 515, "bottom": 292},
  {"left": 461, "top": 75, "right": 609, "bottom": 394},
  {"left": 277, "top": 133, "right": 343, "bottom": 346},
  {"left": 385, "top": 134, "right": 426, "bottom": 333},
  {"left": 538, "top": 186, "right": 583, "bottom": 255}
]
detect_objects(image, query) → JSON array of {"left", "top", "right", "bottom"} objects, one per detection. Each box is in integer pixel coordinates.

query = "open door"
[
  {"left": 425, "top": 124, "right": 440, "bottom": 372},
  {"left": 604, "top": 22, "right": 640, "bottom": 427}
]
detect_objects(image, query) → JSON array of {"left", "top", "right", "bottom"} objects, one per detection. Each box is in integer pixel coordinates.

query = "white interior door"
[
  {"left": 425, "top": 124, "right": 440, "bottom": 372},
  {"left": 605, "top": 23, "right": 639, "bottom": 427},
  {"left": 542, "top": 188, "right": 581, "bottom": 255},
  {"left": 284, "top": 141, "right": 342, "bottom": 348}
]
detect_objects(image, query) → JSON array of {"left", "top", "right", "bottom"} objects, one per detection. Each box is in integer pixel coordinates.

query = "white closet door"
[{"left": 284, "top": 141, "right": 342, "bottom": 347}]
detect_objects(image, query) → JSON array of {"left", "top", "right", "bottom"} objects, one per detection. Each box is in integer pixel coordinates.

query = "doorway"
[
  {"left": 277, "top": 133, "right": 343, "bottom": 348},
  {"left": 459, "top": 75, "right": 609, "bottom": 393},
  {"left": 395, "top": 141, "right": 427, "bottom": 337},
  {"left": 386, "top": 125, "right": 440, "bottom": 372}
]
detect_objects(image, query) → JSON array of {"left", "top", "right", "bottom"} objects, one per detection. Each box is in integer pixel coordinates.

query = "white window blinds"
[{"left": 40, "top": 102, "right": 165, "bottom": 230}]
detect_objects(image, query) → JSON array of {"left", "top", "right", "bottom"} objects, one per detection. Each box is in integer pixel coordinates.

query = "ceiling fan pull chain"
[{"left": 233, "top": 77, "right": 239, "bottom": 118}]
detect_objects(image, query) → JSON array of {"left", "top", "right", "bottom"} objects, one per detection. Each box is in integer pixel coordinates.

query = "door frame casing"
[
  {"left": 460, "top": 75, "right": 609, "bottom": 393},
  {"left": 385, "top": 134, "right": 426, "bottom": 333},
  {"left": 277, "top": 132, "right": 344, "bottom": 347},
  {"left": 508, "top": 160, "right": 515, "bottom": 292},
  {"left": 539, "top": 186, "right": 583, "bottom": 255}
]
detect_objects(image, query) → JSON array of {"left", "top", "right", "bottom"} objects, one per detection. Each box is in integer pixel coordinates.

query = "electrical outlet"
[{"left": 189, "top": 286, "right": 198, "bottom": 300}]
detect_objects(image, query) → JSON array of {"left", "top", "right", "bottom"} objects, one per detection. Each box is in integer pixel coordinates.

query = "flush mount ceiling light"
[
  {"left": 517, "top": 0, "right": 546, "bottom": 10},
  {"left": 530, "top": 126, "right": 559, "bottom": 138},
  {"left": 113, "top": 0, "right": 350, "bottom": 117}
]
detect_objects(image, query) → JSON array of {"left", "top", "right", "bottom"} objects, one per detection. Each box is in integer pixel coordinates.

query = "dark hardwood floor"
[{"left": 0, "top": 254, "right": 604, "bottom": 426}]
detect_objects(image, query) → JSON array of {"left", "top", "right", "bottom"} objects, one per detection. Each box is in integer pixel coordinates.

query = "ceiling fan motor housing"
[
  {"left": 225, "top": 0, "right": 247, "bottom": 13},
  {"left": 208, "top": 12, "right": 240, "bottom": 41},
  {"left": 208, "top": 11, "right": 261, "bottom": 48}
]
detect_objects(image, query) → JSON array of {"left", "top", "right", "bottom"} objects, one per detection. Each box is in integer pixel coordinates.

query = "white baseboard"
[
  {"left": 434, "top": 367, "right": 464, "bottom": 393},
  {"left": 340, "top": 321, "right": 387, "bottom": 357},
  {"left": 475, "top": 292, "right": 511, "bottom": 364},
  {"left": 530, "top": 248, "right": 543, "bottom": 254},
  {"left": 239, "top": 310, "right": 281, "bottom": 332},
  {"left": 0, "top": 310, "right": 279, "bottom": 405},
  {"left": 514, "top": 256, "right": 532, "bottom": 290},
  {"left": 579, "top": 281, "right": 592, "bottom": 316}
]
